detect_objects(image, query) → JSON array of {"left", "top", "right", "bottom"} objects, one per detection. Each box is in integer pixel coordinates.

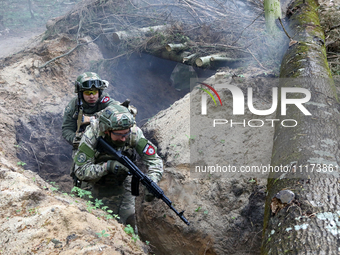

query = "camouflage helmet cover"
[
  {"left": 74, "top": 72, "right": 109, "bottom": 92},
  {"left": 99, "top": 105, "right": 135, "bottom": 132}
]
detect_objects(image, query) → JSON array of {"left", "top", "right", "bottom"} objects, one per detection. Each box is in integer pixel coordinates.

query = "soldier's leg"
[
  {"left": 119, "top": 176, "right": 136, "bottom": 225},
  {"left": 90, "top": 176, "right": 135, "bottom": 225}
]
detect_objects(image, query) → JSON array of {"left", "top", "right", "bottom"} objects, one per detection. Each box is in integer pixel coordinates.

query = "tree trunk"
[
  {"left": 264, "top": 0, "right": 281, "bottom": 33},
  {"left": 261, "top": 0, "right": 340, "bottom": 254}
]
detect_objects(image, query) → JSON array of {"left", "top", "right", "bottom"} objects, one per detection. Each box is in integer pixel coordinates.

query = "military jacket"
[
  {"left": 62, "top": 92, "right": 119, "bottom": 145},
  {"left": 73, "top": 119, "right": 163, "bottom": 184}
]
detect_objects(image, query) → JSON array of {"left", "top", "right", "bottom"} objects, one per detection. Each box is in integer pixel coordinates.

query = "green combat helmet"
[
  {"left": 74, "top": 72, "right": 109, "bottom": 92},
  {"left": 99, "top": 105, "right": 135, "bottom": 133}
]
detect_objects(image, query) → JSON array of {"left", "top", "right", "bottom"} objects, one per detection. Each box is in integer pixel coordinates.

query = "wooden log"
[
  {"left": 112, "top": 25, "right": 171, "bottom": 43},
  {"left": 195, "top": 54, "right": 222, "bottom": 67},
  {"left": 165, "top": 43, "right": 188, "bottom": 52},
  {"left": 159, "top": 50, "right": 191, "bottom": 63},
  {"left": 210, "top": 56, "right": 245, "bottom": 62},
  {"left": 183, "top": 53, "right": 197, "bottom": 63}
]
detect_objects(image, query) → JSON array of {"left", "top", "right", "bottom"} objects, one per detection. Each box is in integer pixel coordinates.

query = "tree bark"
[
  {"left": 261, "top": 0, "right": 340, "bottom": 254},
  {"left": 264, "top": 0, "right": 281, "bottom": 33}
]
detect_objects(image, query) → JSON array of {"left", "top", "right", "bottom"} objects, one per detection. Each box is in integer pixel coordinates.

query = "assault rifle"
[{"left": 97, "top": 136, "right": 190, "bottom": 226}]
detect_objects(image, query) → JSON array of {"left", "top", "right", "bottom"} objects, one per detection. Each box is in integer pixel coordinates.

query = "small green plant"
[
  {"left": 204, "top": 210, "right": 209, "bottom": 215},
  {"left": 124, "top": 224, "right": 134, "bottom": 235},
  {"left": 70, "top": 188, "right": 121, "bottom": 220},
  {"left": 50, "top": 186, "right": 58, "bottom": 192},
  {"left": 86, "top": 201, "right": 96, "bottom": 213},
  {"left": 17, "top": 161, "right": 26, "bottom": 166},
  {"left": 185, "top": 134, "right": 196, "bottom": 141},
  {"left": 49, "top": 181, "right": 59, "bottom": 192},
  {"left": 146, "top": 240, "right": 150, "bottom": 245},
  {"left": 86, "top": 198, "right": 107, "bottom": 213},
  {"left": 124, "top": 224, "right": 140, "bottom": 242},
  {"left": 94, "top": 198, "right": 104, "bottom": 208},
  {"left": 28, "top": 207, "right": 38, "bottom": 215},
  {"left": 96, "top": 230, "right": 110, "bottom": 238},
  {"left": 71, "top": 187, "right": 93, "bottom": 198},
  {"left": 105, "top": 214, "right": 114, "bottom": 220},
  {"left": 195, "top": 206, "right": 201, "bottom": 212},
  {"left": 13, "top": 144, "right": 21, "bottom": 148}
]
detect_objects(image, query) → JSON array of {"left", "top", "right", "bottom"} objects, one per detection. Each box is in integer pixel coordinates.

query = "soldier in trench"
[
  {"left": 62, "top": 72, "right": 136, "bottom": 187},
  {"left": 73, "top": 104, "right": 163, "bottom": 226}
]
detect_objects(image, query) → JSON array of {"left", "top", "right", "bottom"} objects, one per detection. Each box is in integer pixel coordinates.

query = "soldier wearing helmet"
[
  {"left": 62, "top": 72, "right": 119, "bottom": 147},
  {"left": 73, "top": 104, "right": 163, "bottom": 225}
]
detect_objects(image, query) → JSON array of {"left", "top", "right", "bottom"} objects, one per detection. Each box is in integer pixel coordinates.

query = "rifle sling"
[{"left": 76, "top": 108, "right": 83, "bottom": 134}]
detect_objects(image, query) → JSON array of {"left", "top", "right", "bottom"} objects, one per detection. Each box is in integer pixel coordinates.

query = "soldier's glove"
[
  {"left": 144, "top": 176, "right": 158, "bottom": 202},
  {"left": 107, "top": 160, "right": 130, "bottom": 176}
]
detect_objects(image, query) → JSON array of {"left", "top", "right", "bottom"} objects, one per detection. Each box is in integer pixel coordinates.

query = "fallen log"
[
  {"left": 183, "top": 53, "right": 197, "bottom": 63},
  {"left": 210, "top": 56, "right": 245, "bottom": 62},
  {"left": 112, "top": 25, "right": 171, "bottom": 44},
  {"left": 159, "top": 50, "right": 191, "bottom": 63},
  {"left": 195, "top": 54, "right": 225, "bottom": 67},
  {"left": 165, "top": 43, "right": 188, "bottom": 52}
]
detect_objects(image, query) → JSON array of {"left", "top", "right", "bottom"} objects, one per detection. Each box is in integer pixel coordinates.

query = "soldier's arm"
[
  {"left": 134, "top": 127, "right": 164, "bottom": 183},
  {"left": 62, "top": 99, "right": 77, "bottom": 145},
  {"left": 73, "top": 127, "right": 109, "bottom": 182}
]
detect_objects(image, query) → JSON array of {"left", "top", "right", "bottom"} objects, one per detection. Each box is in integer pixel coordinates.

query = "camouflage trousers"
[
  {"left": 85, "top": 175, "right": 136, "bottom": 225},
  {"left": 70, "top": 150, "right": 135, "bottom": 225}
]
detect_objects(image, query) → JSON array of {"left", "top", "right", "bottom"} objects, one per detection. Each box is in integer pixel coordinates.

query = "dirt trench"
[
  {"left": 13, "top": 43, "right": 197, "bottom": 192},
  {"left": 2, "top": 30, "right": 270, "bottom": 254}
]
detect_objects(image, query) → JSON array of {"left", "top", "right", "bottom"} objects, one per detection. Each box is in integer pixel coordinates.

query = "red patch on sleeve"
[
  {"left": 143, "top": 144, "right": 156, "bottom": 156},
  {"left": 101, "top": 96, "right": 110, "bottom": 103}
]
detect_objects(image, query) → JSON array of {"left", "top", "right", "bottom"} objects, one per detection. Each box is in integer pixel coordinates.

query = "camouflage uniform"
[
  {"left": 62, "top": 72, "right": 119, "bottom": 145},
  {"left": 73, "top": 105, "right": 163, "bottom": 224},
  {"left": 62, "top": 92, "right": 118, "bottom": 145}
]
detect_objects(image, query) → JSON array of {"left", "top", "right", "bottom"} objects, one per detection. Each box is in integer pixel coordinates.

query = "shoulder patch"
[
  {"left": 101, "top": 96, "right": 110, "bottom": 103},
  {"left": 76, "top": 152, "right": 87, "bottom": 164},
  {"left": 143, "top": 144, "right": 156, "bottom": 156},
  {"left": 65, "top": 105, "right": 71, "bottom": 114}
]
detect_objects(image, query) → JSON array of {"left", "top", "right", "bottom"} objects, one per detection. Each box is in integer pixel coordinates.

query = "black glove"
[{"left": 107, "top": 160, "right": 130, "bottom": 176}]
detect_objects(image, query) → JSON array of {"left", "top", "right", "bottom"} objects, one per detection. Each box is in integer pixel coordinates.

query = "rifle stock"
[{"left": 97, "top": 136, "right": 190, "bottom": 226}]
